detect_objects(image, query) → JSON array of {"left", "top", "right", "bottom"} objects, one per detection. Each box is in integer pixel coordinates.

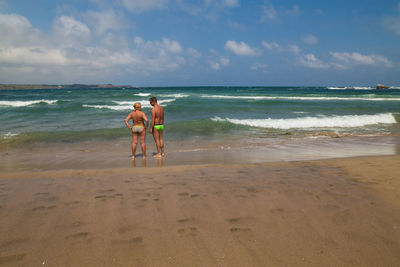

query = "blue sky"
[{"left": 1, "top": 0, "right": 399, "bottom": 86}]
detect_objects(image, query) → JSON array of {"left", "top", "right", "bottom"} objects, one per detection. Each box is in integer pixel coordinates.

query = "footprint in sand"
[
  {"left": 94, "top": 191, "right": 123, "bottom": 200},
  {"left": 31, "top": 205, "right": 56, "bottom": 211},
  {"left": 226, "top": 217, "right": 253, "bottom": 234},
  {"left": 227, "top": 217, "right": 242, "bottom": 223},
  {"left": 64, "top": 200, "right": 81, "bottom": 206},
  {"left": 65, "top": 232, "right": 91, "bottom": 240},
  {"left": 230, "top": 227, "right": 251, "bottom": 233},
  {"left": 0, "top": 253, "right": 26, "bottom": 265},
  {"left": 112, "top": 236, "right": 143, "bottom": 245},
  {"left": 176, "top": 218, "right": 198, "bottom": 235},
  {"left": 177, "top": 227, "right": 197, "bottom": 234}
]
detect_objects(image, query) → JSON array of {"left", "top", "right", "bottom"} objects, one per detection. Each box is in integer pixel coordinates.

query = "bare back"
[
  {"left": 152, "top": 105, "right": 164, "bottom": 125},
  {"left": 131, "top": 111, "right": 146, "bottom": 126},
  {"left": 125, "top": 110, "right": 148, "bottom": 129}
]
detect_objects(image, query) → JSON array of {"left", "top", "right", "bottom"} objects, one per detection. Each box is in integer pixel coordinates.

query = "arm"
[
  {"left": 124, "top": 113, "right": 132, "bottom": 129},
  {"left": 143, "top": 113, "right": 149, "bottom": 129},
  {"left": 149, "top": 109, "right": 155, "bottom": 133}
]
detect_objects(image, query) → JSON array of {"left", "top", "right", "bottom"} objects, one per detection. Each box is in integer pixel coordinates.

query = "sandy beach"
[{"left": 1, "top": 155, "right": 399, "bottom": 266}]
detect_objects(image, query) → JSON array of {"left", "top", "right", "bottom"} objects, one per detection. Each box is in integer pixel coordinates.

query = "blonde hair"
[{"left": 133, "top": 102, "right": 141, "bottom": 110}]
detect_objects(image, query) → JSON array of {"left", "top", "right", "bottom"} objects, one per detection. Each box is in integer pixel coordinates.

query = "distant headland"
[{"left": 0, "top": 84, "right": 134, "bottom": 90}]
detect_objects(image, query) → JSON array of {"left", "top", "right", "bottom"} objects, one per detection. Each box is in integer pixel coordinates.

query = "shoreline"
[
  {"left": 1, "top": 134, "right": 398, "bottom": 172},
  {"left": 0, "top": 155, "right": 399, "bottom": 266}
]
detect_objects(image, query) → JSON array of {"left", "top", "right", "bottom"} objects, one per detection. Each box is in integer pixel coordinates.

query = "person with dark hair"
[{"left": 149, "top": 97, "right": 165, "bottom": 158}]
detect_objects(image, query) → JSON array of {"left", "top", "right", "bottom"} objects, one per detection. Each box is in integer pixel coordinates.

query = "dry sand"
[{"left": 0, "top": 155, "right": 399, "bottom": 266}]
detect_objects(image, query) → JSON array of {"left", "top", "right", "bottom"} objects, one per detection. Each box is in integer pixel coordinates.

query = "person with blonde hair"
[{"left": 124, "top": 102, "right": 149, "bottom": 159}]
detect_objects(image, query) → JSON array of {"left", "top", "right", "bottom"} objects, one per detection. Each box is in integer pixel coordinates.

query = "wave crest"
[
  {"left": 212, "top": 113, "right": 396, "bottom": 129},
  {"left": 83, "top": 98, "right": 176, "bottom": 111},
  {"left": 201, "top": 95, "right": 400, "bottom": 101},
  {"left": 0, "top": 100, "right": 58, "bottom": 107}
]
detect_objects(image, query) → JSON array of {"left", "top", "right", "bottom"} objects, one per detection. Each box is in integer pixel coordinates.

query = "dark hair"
[{"left": 149, "top": 97, "right": 157, "bottom": 103}]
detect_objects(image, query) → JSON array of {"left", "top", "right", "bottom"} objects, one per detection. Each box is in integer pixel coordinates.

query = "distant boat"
[{"left": 376, "top": 84, "right": 389, "bottom": 89}]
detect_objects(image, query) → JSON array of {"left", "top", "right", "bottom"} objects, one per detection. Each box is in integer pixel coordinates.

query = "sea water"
[{"left": 1, "top": 86, "right": 399, "bottom": 146}]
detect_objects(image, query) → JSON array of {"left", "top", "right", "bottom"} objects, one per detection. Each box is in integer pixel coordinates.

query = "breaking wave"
[
  {"left": 83, "top": 99, "right": 176, "bottom": 111},
  {"left": 0, "top": 100, "right": 58, "bottom": 107},
  {"left": 134, "top": 93, "right": 151, "bottom": 96},
  {"left": 201, "top": 95, "right": 400, "bottom": 101},
  {"left": 211, "top": 113, "right": 397, "bottom": 129}
]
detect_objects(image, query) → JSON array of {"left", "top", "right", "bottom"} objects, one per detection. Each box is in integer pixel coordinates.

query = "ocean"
[{"left": 1, "top": 86, "right": 399, "bottom": 169}]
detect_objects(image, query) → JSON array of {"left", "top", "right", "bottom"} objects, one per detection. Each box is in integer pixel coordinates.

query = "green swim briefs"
[{"left": 154, "top": 124, "right": 164, "bottom": 131}]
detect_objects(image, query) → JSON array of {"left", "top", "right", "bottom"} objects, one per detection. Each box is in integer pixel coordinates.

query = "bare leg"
[
  {"left": 159, "top": 130, "right": 164, "bottom": 157},
  {"left": 131, "top": 133, "right": 138, "bottom": 159},
  {"left": 139, "top": 128, "right": 146, "bottom": 158},
  {"left": 152, "top": 129, "right": 161, "bottom": 157}
]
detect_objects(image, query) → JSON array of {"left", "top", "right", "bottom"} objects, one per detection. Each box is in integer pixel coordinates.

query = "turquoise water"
[{"left": 1, "top": 86, "right": 399, "bottom": 148}]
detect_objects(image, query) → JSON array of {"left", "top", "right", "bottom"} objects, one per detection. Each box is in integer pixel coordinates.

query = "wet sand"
[
  {"left": 1, "top": 135, "right": 398, "bottom": 172},
  {"left": 0, "top": 155, "right": 399, "bottom": 266}
]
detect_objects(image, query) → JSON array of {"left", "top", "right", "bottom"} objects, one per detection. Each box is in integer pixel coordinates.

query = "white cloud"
[
  {"left": 261, "top": 4, "right": 277, "bottom": 21},
  {"left": 297, "top": 51, "right": 393, "bottom": 70},
  {"left": 261, "top": 41, "right": 280, "bottom": 50},
  {"left": 0, "top": 13, "right": 45, "bottom": 46},
  {"left": 53, "top": 16, "right": 91, "bottom": 45},
  {"left": 330, "top": 52, "right": 392, "bottom": 68},
  {"left": 262, "top": 41, "right": 300, "bottom": 54},
  {"left": 0, "top": 14, "right": 191, "bottom": 83},
  {"left": 84, "top": 10, "right": 126, "bottom": 36},
  {"left": 301, "top": 34, "right": 318, "bottom": 45},
  {"left": 298, "top": 53, "right": 329, "bottom": 69},
  {"left": 225, "top": 40, "right": 259, "bottom": 56},
  {"left": 127, "top": 36, "right": 186, "bottom": 71},
  {"left": 187, "top": 48, "right": 201, "bottom": 58},
  {"left": 209, "top": 56, "right": 230, "bottom": 71},
  {"left": 119, "top": 0, "right": 168, "bottom": 13}
]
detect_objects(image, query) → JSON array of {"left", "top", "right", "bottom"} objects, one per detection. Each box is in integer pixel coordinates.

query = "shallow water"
[{"left": 1, "top": 86, "right": 399, "bottom": 170}]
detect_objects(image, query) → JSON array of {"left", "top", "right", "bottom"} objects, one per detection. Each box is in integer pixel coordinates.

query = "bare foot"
[
  {"left": 132, "top": 156, "right": 135, "bottom": 160},
  {"left": 161, "top": 153, "right": 165, "bottom": 157},
  {"left": 153, "top": 153, "right": 162, "bottom": 158}
]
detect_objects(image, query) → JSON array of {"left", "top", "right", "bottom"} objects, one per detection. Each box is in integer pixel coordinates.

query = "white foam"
[
  {"left": 1, "top": 132, "right": 19, "bottom": 139},
  {"left": 352, "top": 87, "right": 373, "bottom": 90},
  {"left": 212, "top": 113, "right": 396, "bottom": 129},
  {"left": 135, "top": 93, "right": 151, "bottom": 96},
  {"left": 83, "top": 98, "right": 176, "bottom": 111},
  {"left": 201, "top": 95, "right": 400, "bottom": 101},
  {"left": 327, "top": 87, "right": 348, "bottom": 90},
  {"left": 0, "top": 100, "right": 58, "bottom": 107},
  {"left": 327, "top": 86, "right": 373, "bottom": 90},
  {"left": 158, "top": 93, "right": 189, "bottom": 98},
  {"left": 82, "top": 104, "right": 131, "bottom": 111}
]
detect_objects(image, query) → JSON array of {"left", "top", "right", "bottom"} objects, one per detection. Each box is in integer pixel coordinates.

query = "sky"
[{"left": 0, "top": 0, "right": 400, "bottom": 86}]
